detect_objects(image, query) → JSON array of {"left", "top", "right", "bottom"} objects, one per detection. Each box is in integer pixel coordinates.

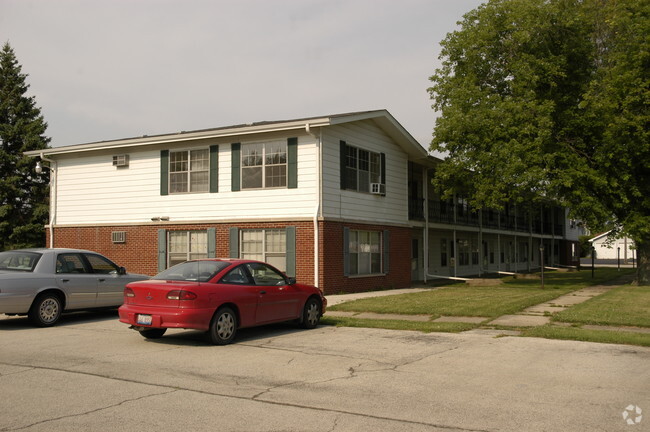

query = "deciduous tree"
[{"left": 428, "top": 0, "right": 649, "bottom": 284}]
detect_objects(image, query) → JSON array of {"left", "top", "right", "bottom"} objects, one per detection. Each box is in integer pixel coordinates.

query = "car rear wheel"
[
  {"left": 139, "top": 328, "right": 167, "bottom": 339},
  {"left": 301, "top": 297, "right": 322, "bottom": 329},
  {"left": 208, "top": 307, "right": 237, "bottom": 345},
  {"left": 29, "top": 293, "right": 63, "bottom": 327}
]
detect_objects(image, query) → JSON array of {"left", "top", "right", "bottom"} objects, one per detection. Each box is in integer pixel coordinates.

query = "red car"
[{"left": 118, "top": 259, "right": 326, "bottom": 345}]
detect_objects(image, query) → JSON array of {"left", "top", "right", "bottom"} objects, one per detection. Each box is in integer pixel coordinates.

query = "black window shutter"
[
  {"left": 160, "top": 150, "right": 169, "bottom": 196},
  {"left": 231, "top": 143, "right": 241, "bottom": 192},
  {"left": 343, "top": 227, "right": 350, "bottom": 276},
  {"left": 383, "top": 230, "right": 390, "bottom": 274},
  {"left": 340, "top": 141, "right": 347, "bottom": 190},
  {"left": 288, "top": 137, "right": 298, "bottom": 189},
  {"left": 209, "top": 145, "right": 219, "bottom": 193},
  {"left": 285, "top": 226, "right": 296, "bottom": 277},
  {"left": 380, "top": 152, "right": 386, "bottom": 185},
  {"left": 229, "top": 227, "right": 240, "bottom": 258},
  {"left": 157, "top": 229, "right": 167, "bottom": 272},
  {"left": 207, "top": 228, "right": 216, "bottom": 258}
]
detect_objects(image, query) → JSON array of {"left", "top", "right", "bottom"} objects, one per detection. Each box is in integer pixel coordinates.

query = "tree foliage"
[
  {"left": 429, "top": 0, "right": 649, "bottom": 283},
  {"left": 0, "top": 42, "right": 50, "bottom": 250}
]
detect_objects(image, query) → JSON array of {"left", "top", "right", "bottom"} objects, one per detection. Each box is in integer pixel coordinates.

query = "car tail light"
[
  {"left": 124, "top": 287, "right": 135, "bottom": 297},
  {"left": 167, "top": 290, "right": 197, "bottom": 300}
]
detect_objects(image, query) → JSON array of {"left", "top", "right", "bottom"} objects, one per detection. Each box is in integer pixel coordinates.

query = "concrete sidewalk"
[{"left": 324, "top": 274, "right": 646, "bottom": 336}]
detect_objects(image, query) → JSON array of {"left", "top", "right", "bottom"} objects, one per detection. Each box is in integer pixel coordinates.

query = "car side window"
[
  {"left": 220, "top": 266, "right": 253, "bottom": 285},
  {"left": 85, "top": 254, "right": 119, "bottom": 275},
  {"left": 245, "top": 262, "right": 287, "bottom": 286},
  {"left": 56, "top": 254, "right": 87, "bottom": 274}
]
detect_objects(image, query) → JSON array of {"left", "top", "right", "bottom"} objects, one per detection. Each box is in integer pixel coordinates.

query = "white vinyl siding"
[
  {"left": 53, "top": 134, "right": 318, "bottom": 225},
  {"left": 322, "top": 120, "right": 408, "bottom": 224}
]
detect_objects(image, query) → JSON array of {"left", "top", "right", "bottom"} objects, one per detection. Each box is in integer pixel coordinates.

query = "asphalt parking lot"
[{"left": 0, "top": 311, "right": 648, "bottom": 432}]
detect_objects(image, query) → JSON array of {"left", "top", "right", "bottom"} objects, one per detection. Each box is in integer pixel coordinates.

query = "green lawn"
[
  {"left": 523, "top": 325, "right": 650, "bottom": 347},
  {"left": 552, "top": 285, "right": 650, "bottom": 328},
  {"left": 329, "top": 268, "right": 634, "bottom": 319}
]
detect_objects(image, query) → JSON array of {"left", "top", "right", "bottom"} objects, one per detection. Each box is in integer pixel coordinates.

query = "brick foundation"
[{"left": 47, "top": 220, "right": 411, "bottom": 295}]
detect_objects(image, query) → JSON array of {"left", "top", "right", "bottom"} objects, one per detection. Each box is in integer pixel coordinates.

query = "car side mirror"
[
  {"left": 287, "top": 277, "right": 296, "bottom": 285},
  {"left": 119, "top": 266, "right": 127, "bottom": 275}
]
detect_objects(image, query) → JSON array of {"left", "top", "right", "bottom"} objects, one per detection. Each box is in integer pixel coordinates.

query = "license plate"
[{"left": 136, "top": 314, "right": 152, "bottom": 325}]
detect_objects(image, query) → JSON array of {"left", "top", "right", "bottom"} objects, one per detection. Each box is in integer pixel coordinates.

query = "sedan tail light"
[
  {"left": 167, "top": 290, "right": 197, "bottom": 301},
  {"left": 124, "top": 287, "right": 135, "bottom": 298}
]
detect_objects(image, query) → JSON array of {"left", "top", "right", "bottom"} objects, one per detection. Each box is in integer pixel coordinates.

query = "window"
[
  {"left": 241, "top": 229, "right": 286, "bottom": 272},
  {"left": 342, "top": 143, "right": 382, "bottom": 193},
  {"left": 245, "top": 262, "right": 287, "bottom": 286},
  {"left": 241, "top": 141, "right": 287, "bottom": 189},
  {"left": 349, "top": 230, "right": 381, "bottom": 275},
  {"left": 440, "top": 238, "right": 448, "bottom": 267},
  {"left": 168, "top": 231, "right": 208, "bottom": 267},
  {"left": 169, "top": 149, "right": 209, "bottom": 193},
  {"left": 56, "top": 254, "right": 87, "bottom": 274},
  {"left": 85, "top": 254, "right": 120, "bottom": 274},
  {"left": 457, "top": 239, "right": 470, "bottom": 266}
]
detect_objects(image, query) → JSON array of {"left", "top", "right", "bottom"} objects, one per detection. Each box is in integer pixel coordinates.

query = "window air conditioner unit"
[
  {"left": 112, "top": 154, "right": 129, "bottom": 167},
  {"left": 370, "top": 183, "right": 386, "bottom": 195},
  {"left": 111, "top": 231, "right": 126, "bottom": 243}
]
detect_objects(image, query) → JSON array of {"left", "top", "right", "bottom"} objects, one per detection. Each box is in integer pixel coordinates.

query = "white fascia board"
[{"left": 25, "top": 118, "right": 332, "bottom": 158}]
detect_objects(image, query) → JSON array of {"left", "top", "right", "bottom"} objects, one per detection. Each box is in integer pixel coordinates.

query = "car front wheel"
[
  {"left": 29, "top": 293, "right": 63, "bottom": 327},
  {"left": 208, "top": 307, "right": 237, "bottom": 345},
  {"left": 301, "top": 297, "right": 322, "bottom": 329}
]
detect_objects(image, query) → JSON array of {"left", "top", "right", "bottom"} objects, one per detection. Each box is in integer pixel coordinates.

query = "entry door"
[{"left": 411, "top": 238, "right": 420, "bottom": 281}]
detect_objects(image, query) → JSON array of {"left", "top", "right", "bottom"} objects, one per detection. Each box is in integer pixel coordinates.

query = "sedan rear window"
[
  {"left": 153, "top": 260, "right": 232, "bottom": 282},
  {"left": 0, "top": 251, "right": 42, "bottom": 272}
]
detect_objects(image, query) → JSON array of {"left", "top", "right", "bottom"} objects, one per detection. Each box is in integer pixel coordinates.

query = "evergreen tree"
[{"left": 0, "top": 42, "right": 51, "bottom": 250}]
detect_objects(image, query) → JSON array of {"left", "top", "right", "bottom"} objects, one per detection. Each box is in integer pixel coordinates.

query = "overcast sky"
[{"left": 1, "top": 0, "right": 483, "bottom": 149}]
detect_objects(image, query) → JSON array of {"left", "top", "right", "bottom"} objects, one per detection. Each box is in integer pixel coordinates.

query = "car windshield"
[
  {"left": 152, "top": 260, "right": 232, "bottom": 282},
  {"left": 0, "top": 251, "right": 42, "bottom": 272}
]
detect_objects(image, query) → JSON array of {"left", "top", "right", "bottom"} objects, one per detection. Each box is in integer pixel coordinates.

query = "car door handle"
[
  {"left": 61, "top": 279, "right": 70, "bottom": 283},
  {"left": 98, "top": 279, "right": 106, "bottom": 282},
  {"left": 260, "top": 290, "right": 267, "bottom": 295}
]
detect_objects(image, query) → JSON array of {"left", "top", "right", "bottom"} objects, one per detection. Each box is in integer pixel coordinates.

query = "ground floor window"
[
  {"left": 168, "top": 231, "right": 208, "bottom": 267},
  {"left": 241, "top": 229, "right": 286, "bottom": 272},
  {"left": 349, "top": 230, "right": 381, "bottom": 275}
]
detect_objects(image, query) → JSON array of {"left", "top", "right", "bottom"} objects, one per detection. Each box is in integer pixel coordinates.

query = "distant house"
[
  {"left": 26, "top": 110, "right": 580, "bottom": 294},
  {"left": 589, "top": 231, "right": 635, "bottom": 261}
]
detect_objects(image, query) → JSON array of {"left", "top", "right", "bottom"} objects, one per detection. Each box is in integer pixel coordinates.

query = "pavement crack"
[{"left": 2, "top": 389, "right": 178, "bottom": 432}]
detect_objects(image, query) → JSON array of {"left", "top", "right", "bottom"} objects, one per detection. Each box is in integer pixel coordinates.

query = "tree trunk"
[{"left": 636, "top": 238, "right": 650, "bottom": 286}]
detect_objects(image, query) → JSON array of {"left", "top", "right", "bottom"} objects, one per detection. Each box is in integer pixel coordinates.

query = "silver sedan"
[{"left": 0, "top": 248, "right": 149, "bottom": 326}]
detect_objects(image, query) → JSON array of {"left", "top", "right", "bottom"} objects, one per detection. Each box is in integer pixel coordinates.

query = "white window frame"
[
  {"left": 167, "top": 230, "right": 208, "bottom": 267},
  {"left": 169, "top": 148, "right": 210, "bottom": 194},
  {"left": 241, "top": 140, "right": 287, "bottom": 190},
  {"left": 240, "top": 229, "right": 287, "bottom": 272},
  {"left": 348, "top": 230, "right": 382, "bottom": 276},
  {"left": 344, "top": 145, "right": 382, "bottom": 193}
]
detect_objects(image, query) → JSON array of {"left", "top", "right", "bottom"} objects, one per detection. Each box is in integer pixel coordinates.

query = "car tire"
[
  {"left": 301, "top": 297, "right": 322, "bottom": 329},
  {"left": 139, "top": 328, "right": 167, "bottom": 339},
  {"left": 208, "top": 307, "right": 237, "bottom": 345},
  {"left": 28, "top": 293, "right": 63, "bottom": 327}
]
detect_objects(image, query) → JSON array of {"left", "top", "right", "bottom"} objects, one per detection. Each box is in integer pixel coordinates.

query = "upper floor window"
[
  {"left": 242, "top": 141, "right": 287, "bottom": 189},
  {"left": 340, "top": 141, "right": 385, "bottom": 194},
  {"left": 169, "top": 149, "right": 209, "bottom": 193}
]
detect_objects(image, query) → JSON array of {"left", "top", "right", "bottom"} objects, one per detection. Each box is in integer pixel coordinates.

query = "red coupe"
[{"left": 118, "top": 259, "right": 326, "bottom": 345}]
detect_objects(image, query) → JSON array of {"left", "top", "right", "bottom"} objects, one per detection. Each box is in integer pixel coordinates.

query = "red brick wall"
[
  {"left": 48, "top": 220, "right": 411, "bottom": 295},
  {"left": 319, "top": 221, "right": 412, "bottom": 295}
]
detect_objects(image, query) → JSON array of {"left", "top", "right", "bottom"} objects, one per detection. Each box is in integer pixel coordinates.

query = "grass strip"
[
  {"left": 552, "top": 285, "right": 650, "bottom": 328},
  {"left": 523, "top": 325, "right": 650, "bottom": 347},
  {"left": 320, "top": 316, "right": 478, "bottom": 333},
  {"left": 329, "top": 269, "right": 634, "bottom": 319}
]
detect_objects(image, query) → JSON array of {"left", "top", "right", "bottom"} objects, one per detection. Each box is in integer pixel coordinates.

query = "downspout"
[
  {"left": 423, "top": 166, "right": 428, "bottom": 284},
  {"left": 306, "top": 123, "right": 321, "bottom": 288},
  {"left": 39, "top": 153, "right": 57, "bottom": 249}
]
